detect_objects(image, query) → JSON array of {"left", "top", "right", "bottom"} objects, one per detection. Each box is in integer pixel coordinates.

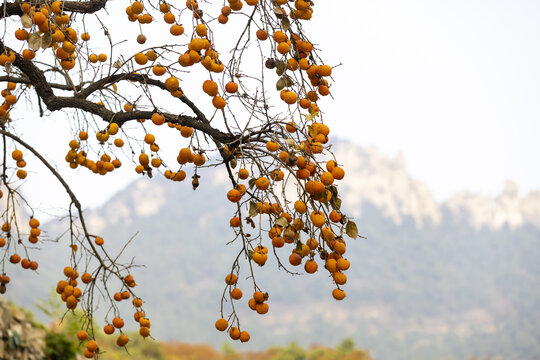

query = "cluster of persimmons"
[{"left": 0, "top": 0, "right": 359, "bottom": 356}]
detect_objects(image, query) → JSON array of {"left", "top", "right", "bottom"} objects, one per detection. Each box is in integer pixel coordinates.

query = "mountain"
[
  {"left": 4, "top": 141, "right": 540, "bottom": 360},
  {"left": 334, "top": 142, "right": 540, "bottom": 231}
]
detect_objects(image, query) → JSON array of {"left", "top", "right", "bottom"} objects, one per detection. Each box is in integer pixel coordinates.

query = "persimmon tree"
[{"left": 0, "top": 0, "right": 360, "bottom": 357}]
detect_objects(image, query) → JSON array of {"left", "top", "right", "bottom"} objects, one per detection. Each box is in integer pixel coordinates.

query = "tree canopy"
[{"left": 0, "top": 0, "right": 359, "bottom": 357}]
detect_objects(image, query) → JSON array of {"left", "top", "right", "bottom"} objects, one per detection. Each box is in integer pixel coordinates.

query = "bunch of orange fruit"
[{"left": 0, "top": 0, "right": 360, "bottom": 352}]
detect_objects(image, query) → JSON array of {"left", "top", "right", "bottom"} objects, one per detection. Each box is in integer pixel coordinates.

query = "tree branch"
[
  {"left": 0, "top": 0, "right": 107, "bottom": 19},
  {"left": 0, "top": 75, "right": 82, "bottom": 92},
  {"left": 0, "top": 40, "right": 239, "bottom": 145},
  {"left": 77, "top": 72, "right": 167, "bottom": 99}
]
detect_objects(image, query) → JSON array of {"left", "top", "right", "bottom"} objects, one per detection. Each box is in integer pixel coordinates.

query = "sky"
[
  {"left": 319, "top": 0, "right": 540, "bottom": 201},
  {"left": 7, "top": 0, "right": 540, "bottom": 215}
]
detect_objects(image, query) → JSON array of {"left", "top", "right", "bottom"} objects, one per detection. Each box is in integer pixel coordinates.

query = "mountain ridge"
[{"left": 333, "top": 142, "right": 540, "bottom": 230}]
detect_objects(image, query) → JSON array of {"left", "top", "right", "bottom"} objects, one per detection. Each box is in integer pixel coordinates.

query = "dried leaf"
[
  {"left": 246, "top": 216, "right": 255, "bottom": 229},
  {"left": 276, "top": 77, "right": 286, "bottom": 91},
  {"left": 28, "top": 33, "right": 42, "bottom": 51},
  {"left": 41, "top": 32, "right": 52, "bottom": 49},
  {"left": 328, "top": 185, "right": 341, "bottom": 210},
  {"left": 274, "top": 6, "right": 286, "bottom": 16},
  {"left": 281, "top": 17, "right": 290, "bottom": 32},
  {"left": 112, "top": 60, "right": 122, "bottom": 69},
  {"left": 331, "top": 197, "right": 342, "bottom": 211},
  {"left": 248, "top": 178, "right": 256, "bottom": 189},
  {"left": 275, "top": 216, "right": 288, "bottom": 227},
  {"left": 4, "top": 63, "right": 10, "bottom": 74},
  {"left": 275, "top": 60, "right": 286, "bottom": 73},
  {"left": 249, "top": 201, "right": 258, "bottom": 217},
  {"left": 283, "top": 75, "right": 294, "bottom": 87},
  {"left": 21, "top": 14, "right": 32, "bottom": 28},
  {"left": 346, "top": 220, "right": 359, "bottom": 239},
  {"left": 319, "top": 190, "right": 330, "bottom": 206},
  {"left": 230, "top": 158, "right": 237, "bottom": 169}
]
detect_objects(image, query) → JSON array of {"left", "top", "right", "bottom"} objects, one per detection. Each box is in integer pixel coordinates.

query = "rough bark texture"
[{"left": 0, "top": 0, "right": 107, "bottom": 19}]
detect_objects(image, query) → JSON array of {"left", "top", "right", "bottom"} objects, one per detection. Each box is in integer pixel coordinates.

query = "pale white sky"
[
  {"left": 8, "top": 0, "right": 540, "bottom": 216},
  {"left": 320, "top": 0, "right": 540, "bottom": 200}
]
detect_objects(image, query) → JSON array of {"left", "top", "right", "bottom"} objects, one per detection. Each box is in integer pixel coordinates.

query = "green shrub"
[{"left": 44, "top": 331, "right": 77, "bottom": 360}]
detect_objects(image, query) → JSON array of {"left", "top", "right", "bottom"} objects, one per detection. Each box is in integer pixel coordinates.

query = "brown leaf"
[
  {"left": 41, "top": 32, "right": 52, "bottom": 49},
  {"left": 345, "top": 220, "right": 358, "bottom": 239},
  {"left": 281, "top": 17, "right": 290, "bottom": 32},
  {"left": 21, "top": 14, "right": 32, "bottom": 28},
  {"left": 283, "top": 75, "right": 294, "bottom": 87},
  {"left": 276, "top": 77, "right": 286, "bottom": 91},
  {"left": 249, "top": 201, "right": 258, "bottom": 217},
  {"left": 28, "top": 33, "right": 42, "bottom": 51},
  {"left": 274, "top": 6, "right": 286, "bottom": 16}
]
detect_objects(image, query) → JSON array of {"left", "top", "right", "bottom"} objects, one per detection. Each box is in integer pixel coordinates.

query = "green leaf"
[
  {"left": 304, "top": 111, "right": 319, "bottom": 122},
  {"left": 308, "top": 111, "right": 320, "bottom": 122},
  {"left": 248, "top": 201, "right": 258, "bottom": 217},
  {"left": 346, "top": 221, "right": 359, "bottom": 239},
  {"left": 308, "top": 125, "right": 317, "bottom": 138}
]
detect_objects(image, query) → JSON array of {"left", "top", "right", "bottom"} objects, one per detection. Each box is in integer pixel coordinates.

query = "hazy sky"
[
  {"left": 9, "top": 0, "right": 540, "bottom": 215},
  {"left": 318, "top": 0, "right": 540, "bottom": 200}
]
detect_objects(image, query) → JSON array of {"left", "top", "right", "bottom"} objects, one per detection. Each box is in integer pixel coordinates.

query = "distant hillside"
[{"left": 4, "top": 142, "right": 540, "bottom": 360}]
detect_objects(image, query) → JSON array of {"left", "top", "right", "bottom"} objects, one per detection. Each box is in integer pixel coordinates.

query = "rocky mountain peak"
[
  {"left": 334, "top": 143, "right": 441, "bottom": 228},
  {"left": 446, "top": 181, "right": 540, "bottom": 230},
  {"left": 334, "top": 142, "right": 540, "bottom": 230}
]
